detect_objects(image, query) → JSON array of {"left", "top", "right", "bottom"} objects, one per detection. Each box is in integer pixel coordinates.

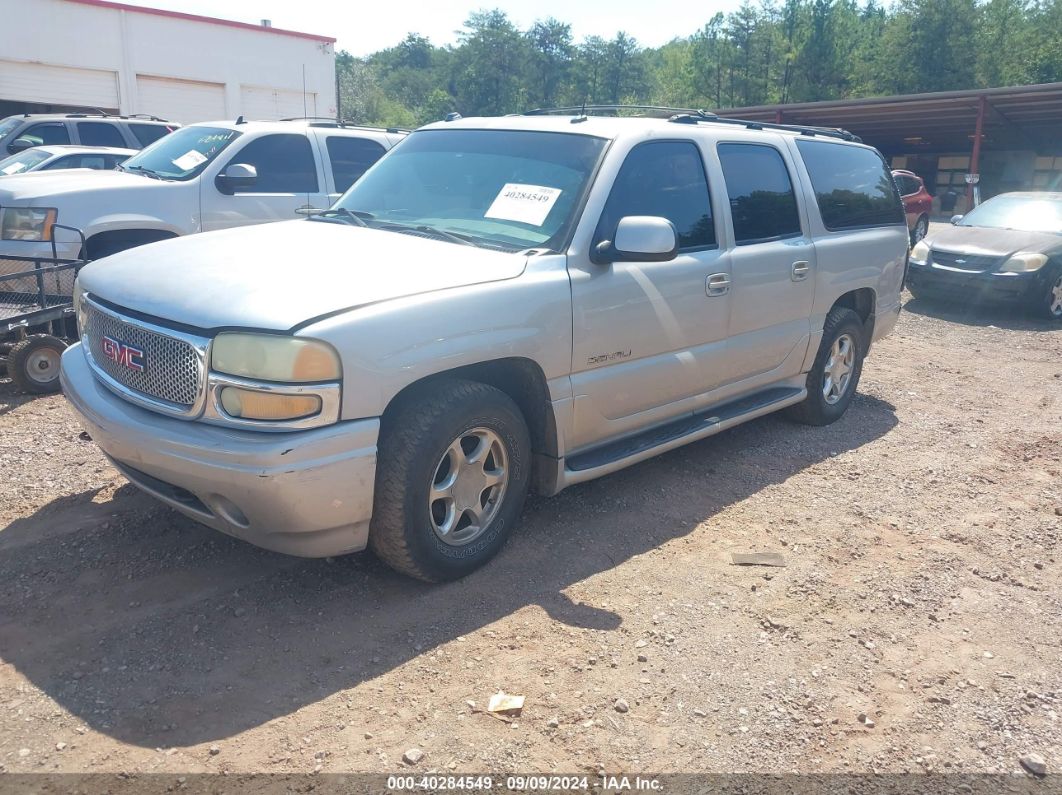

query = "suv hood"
[
  {"left": 78, "top": 220, "right": 529, "bottom": 331},
  {"left": 0, "top": 168, "right": 159, "bottom": 202},
  {"left": 928, "top": 224, "right": 1062, "bottom": 257}
]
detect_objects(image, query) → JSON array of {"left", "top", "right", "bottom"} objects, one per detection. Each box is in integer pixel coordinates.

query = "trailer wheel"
[{"left": 9, "top": 335, "right": 67, "bottom": 394}]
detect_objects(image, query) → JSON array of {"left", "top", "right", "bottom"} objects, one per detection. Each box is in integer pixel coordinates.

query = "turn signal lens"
[
  {"left": 219, "top": 387, "right": 322, "bottom": 421},
  {"left": 909, "top": 240, "right": 930, "bottom": 264}
]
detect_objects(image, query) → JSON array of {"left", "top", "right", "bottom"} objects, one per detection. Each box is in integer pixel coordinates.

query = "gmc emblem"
[{"left": 101, "top": 335, "right": 145, "bottom": 372}]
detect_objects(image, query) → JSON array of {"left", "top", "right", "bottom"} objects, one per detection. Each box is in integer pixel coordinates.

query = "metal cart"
[{"left": 0, "top": 225, "right": 86, "bottom": 394}]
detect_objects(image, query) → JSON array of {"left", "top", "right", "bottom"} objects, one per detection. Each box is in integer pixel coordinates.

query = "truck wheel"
[
  {"left": 785, "top": 307, "right": 865, "bottom": 426},
  {"left": 370, "top": 379, "right": 531, "bottom": 582},
  {"left": 8, "top": 334, "right": 67, "bottom": 394},
  {"left": 1037, "top": 267, "right": 1062, "bottom": 322}
]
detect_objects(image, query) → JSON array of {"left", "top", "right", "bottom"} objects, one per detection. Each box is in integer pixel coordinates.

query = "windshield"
[
  {"left": 960, "top": 194, "right": 1062, "bottom": 234},
  {"left": 0, "top": 117, "right": 22, "bottom": 145},
  {"left": 0, "top": 149, "right": 51, "bottom": 175},
  {"left": 121, "top": 125, "right": 241, "bottom": 180},
  {"left": 332, "top": 129, "right": 608, "bottom": 250}
]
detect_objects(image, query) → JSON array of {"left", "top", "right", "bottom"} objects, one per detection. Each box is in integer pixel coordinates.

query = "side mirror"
[
  {"left": 950, "top": 214, "right": 964, "bottom": 225},
  {"left": 8, "top": 137, "right": 36, "bottom": 155},
  {"left": 215, "top": 163, "right": 257, "bottom": 195},
  {"left": 592, "top": 216, "right": 678, "bottom": 264}
]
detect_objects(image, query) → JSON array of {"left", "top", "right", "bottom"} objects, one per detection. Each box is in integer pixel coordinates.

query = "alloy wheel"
[
  {"left": 428, "top": 427, "right": 509, "bottom": 546},
  {"left": 822, "top": 333, "right": 856, "bottom": 405}
]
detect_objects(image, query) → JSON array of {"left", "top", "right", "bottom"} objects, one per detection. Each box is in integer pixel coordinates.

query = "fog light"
[{"left": 220, "top": 387, "right": 322, "bottom": 421}]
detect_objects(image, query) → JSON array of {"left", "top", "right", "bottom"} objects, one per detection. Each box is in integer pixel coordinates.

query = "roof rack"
[
  {"left": 61, "top": 110, "right": 172, "bottom": 123},
  {"left": 280, "top": 116, "right": 411, "bottom": 134},
  {"left": 524, "top": 104, "right": 860, "bottom": 142}
]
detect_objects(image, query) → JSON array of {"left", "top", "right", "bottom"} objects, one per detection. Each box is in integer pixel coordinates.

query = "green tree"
[
  {"left": 526, "top": 18, "right": 574, "bottom": 107},
  {"left": 450, "top": 9, "right": 530, "bottom": 115}
]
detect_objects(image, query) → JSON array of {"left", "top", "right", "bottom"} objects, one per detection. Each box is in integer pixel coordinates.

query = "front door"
[
  {"left": 567, "top": 139, "right": 731, "bottom": 452},
  {"left": 715, "top": 142, "right": 815, "bottom": 384},
  {"left": 200, "top": 132, "right": 328, "bottom": 231}
]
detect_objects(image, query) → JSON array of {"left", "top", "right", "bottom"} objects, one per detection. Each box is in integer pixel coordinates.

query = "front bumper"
[
  {"left": 60, "top": 343, "right": 379, "bottom": 557},
  {"left": 907, "top": 260, "right": 1043, "bottom": 303}
]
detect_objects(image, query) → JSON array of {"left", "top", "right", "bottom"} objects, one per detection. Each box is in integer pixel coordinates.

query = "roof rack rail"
[
  {"left": 525, "top": 105, "right": 718, "bottom": 119},
  {"left": 280, "top": 116, "right": 412, "bottom": 134},
  {"left": 524, "top": 104, "right": 859, "bottom": 142}
]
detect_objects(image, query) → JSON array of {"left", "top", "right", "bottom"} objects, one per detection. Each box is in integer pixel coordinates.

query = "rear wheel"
[
  {"left": 786, "top": 307, "right": 865, "bottom": 426},
  {"left": 8, "top": 334, "right": 67, "bottom": 394},
  {"left": 369, "top": 379, "right": 531, "bottom": 582}
]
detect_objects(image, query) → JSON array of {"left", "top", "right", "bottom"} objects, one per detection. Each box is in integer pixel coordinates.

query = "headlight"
[
  {"left": 998, "top": 252, "right": 1048, "bottom": 273},
  {"left": 910, "top": 240, "right": 930, "bottom": 263},
  {"left": 0, "top": 207, "right": 58, "bottom": 241},
  {"left": 211, "top": 333, "right": 341, "bottom": 382},
  {"left": 73, "top": 279, "right": 87, "bottom": 333}
]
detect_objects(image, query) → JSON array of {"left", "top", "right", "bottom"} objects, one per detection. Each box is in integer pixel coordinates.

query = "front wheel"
[
  {"left": 8, "top": 334, "right": 67, "bottom": 394},
  {"left": 786, "top": 307, "right": 866, "bottom": 426},
  {"left": 369, "top": 379, "right": 531, "bottom": 582},
  {"left": 1036, "top": 267, "right": 1062, "bottom": 322}
]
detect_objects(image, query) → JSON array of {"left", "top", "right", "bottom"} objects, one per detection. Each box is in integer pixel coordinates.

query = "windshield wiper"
[
  {"left": 373, "top": 220, "right": 484, "bottom": 248},
  {"left": 124, "top": 164, "right": 166, "bottom": 180},
  {"left": 308, "top": 207, "right": 371, "bottom": 227}
]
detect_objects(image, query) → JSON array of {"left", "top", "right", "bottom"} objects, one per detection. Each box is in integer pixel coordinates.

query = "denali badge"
[{"left": 101, "top": 335, "right": 145, "bottom": 372}]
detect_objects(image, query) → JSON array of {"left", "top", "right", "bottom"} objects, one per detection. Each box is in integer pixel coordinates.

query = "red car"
[{"left": 892, "top": 169, "right": 933, "bottom": 244}]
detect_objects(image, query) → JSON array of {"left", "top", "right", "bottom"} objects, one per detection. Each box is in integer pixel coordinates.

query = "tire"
[
  {"left": 8, "top": 334, "right": 67, "bottom": 394},
  {"left": 910, "top": 214, "right": 929, "bottom": 245},
  {"left": 369, "top": 379, "right": 531, "bottom": 582},
  {"left": 1035, "top": 266, "right": 1062, "bottom": 322},
  {"left": 785, "top": 307, "right": 866, "bottom": 426}
]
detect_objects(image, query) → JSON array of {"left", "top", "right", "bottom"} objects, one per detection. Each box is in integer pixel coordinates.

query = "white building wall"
[{"left": 0, "top": 0, "right": 336, "bottom": 123}]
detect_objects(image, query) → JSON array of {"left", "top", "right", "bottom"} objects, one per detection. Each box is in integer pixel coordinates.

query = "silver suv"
[
  {"left": 60, "top": 108, "right": 908, "bottom": 581},
  {"left": 0, "top": 113, "right": 177, "bottom": 155}
]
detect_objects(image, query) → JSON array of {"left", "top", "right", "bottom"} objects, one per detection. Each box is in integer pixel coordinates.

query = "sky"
[{"left": 116, "top": 0, "right": 746, "bottom": 56}]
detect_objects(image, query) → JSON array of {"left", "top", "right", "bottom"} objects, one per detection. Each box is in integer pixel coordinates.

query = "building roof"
[
  {"left": 719, "top": 82, "right": 1062, "bottom": 154},
  {"left": 63, "top": 0, "right": 336, "bottom": 44}
]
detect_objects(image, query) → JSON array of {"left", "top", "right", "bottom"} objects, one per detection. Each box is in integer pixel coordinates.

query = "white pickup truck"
[{"left": 0, "top": 119, "right": 404, "bottom": 261}]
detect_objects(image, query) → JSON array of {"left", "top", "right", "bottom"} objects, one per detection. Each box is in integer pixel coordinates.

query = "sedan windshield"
[
  {"left": 120, "top": 126, "right": 241, "bottom": 181},
  {"left": 331, "top": 129, "right": 608, "bottom": 250},
  {"left": 0, "top": 149, "right": 51, "bottom": 175},
  {"left": 960, "top": 194, "right": 1062, "bottom": 234}
]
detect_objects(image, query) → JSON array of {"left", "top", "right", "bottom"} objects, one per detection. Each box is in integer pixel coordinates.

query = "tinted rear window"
[
  {"left": 717, "top": 143, "right": 801, "bottom": 245},
  {"left": 797, "top": 140, "right": 905, "bottom": 231},
  {"left": 129, "top": 123, "right": 173, "bottom": 147},
  {"left": 77, "top": 122, "right": 125, "bottom": 147}
]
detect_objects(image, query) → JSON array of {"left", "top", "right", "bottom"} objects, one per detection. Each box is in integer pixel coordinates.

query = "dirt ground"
[{"left": 1, "top": 285, "right": 1060, "bottom": 782}]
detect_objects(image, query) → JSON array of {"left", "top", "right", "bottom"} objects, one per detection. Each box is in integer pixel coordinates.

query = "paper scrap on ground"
[
  {"left": 730, "top": 551, "right": 786, "bottom": 567},
  {"left": 487, "top": 691, "right": 525, "bottom": 714},
  {"left": 485, "top": 183, "right": 561, "bottom": 226},
  {"left": 172, "top": 150, "right": 208, "bottom": 171}
]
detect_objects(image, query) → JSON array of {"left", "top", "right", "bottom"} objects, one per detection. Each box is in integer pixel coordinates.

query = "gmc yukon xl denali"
[{"left": 60, "top": 110, "right": 908, "bottom": 581}]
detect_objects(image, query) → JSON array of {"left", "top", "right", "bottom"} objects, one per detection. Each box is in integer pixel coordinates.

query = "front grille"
[
  {"left": 84, "top": 302, "right": 201, "bottom": 407},
  {"left": 930, "top": 250, "right": 1000, "bottom": 271}
]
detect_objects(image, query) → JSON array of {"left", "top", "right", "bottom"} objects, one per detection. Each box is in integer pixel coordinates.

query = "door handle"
[
  {"left": 791, "top": 260, "right": 811, "bottom": 281},
  {"left": 296, "top": 205, "right": 324, "bottom": 215},
  {"left": 706, "top": 273, "right": 730, "bottom": 296}
]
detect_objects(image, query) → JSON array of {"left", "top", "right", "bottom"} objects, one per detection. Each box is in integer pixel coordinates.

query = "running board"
[{"left": 562, "top": 386, "right": 805, "bottom": 486}]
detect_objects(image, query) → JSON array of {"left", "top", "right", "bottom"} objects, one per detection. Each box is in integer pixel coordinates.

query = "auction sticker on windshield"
[
  {"left": 485, "top": 183, "right": 561, "bottom": 226},
  {"left": 172, "top": 150, "right": 208, "bottom": 171}
]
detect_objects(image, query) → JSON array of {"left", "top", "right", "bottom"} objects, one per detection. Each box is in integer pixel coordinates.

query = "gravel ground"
[{"left": 0, "top": 288, "right": 1059, "bottom": 782}]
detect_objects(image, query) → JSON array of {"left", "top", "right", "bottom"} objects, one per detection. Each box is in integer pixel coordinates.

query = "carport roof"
[{"left": 719, "top": 83, "right": 1062, "bottom": 154}]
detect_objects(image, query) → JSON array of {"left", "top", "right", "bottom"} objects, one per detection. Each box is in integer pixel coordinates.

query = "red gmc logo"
[{"left": 101, "top": 335, "right": 145, "bottom": 372}]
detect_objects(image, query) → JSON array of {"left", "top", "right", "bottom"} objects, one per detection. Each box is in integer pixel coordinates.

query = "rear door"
[
  {"left": 716, "top": 141, "right": 815, "bottom": 384},
  {"left": 317, "top": 133, "right": 388, "bottom": 202},
  {"left": 199, "top": 132, "right": 330, "bottom": 231}
]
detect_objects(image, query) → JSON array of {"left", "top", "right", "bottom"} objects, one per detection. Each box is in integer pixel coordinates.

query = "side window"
[
  {"left": 43, "top": 156, "right": 77, "bottom": 170},
  {"left": 20, "top": 122, "right": 70, "bottom": 146},
  {"left": 797, "top": 140, "right": 905, "bottom": 231},
  {"left": 225, "top": 133, "right": 318, "bottom": 194},
  {"left": 129, "top": 123, "right": 173, "bottom": 147},
  {"left": 77, "top": 122, "right": 125, "bottom": 147},
  {"left": 596, "top": 140, "right": 715, "bottom": 250},
  {"left": 717, "top": 143, "right": 802, "bottom": 245},
  {"left": 106, "top": 155, "right": 129, "bottom": 169},
  {"left": 895, "top": 175, "right": 915, "bottom": 196},
  {"left": 326, "top": 136, "right": 386, "bottom": 193}
]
